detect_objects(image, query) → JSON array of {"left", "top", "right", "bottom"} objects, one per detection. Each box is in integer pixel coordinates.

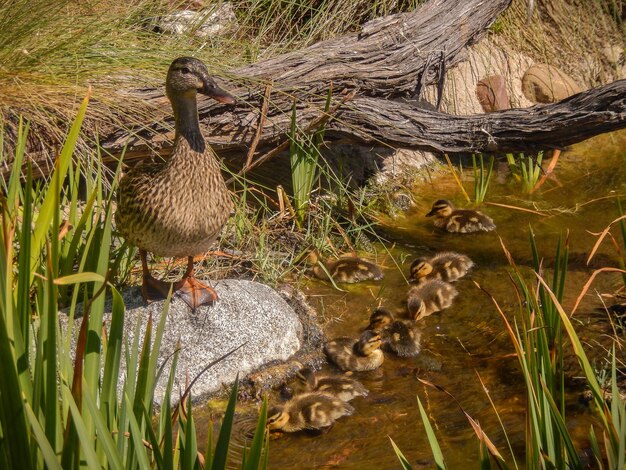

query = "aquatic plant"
[
  {"left": 472, "top": 153, "right": 494, "bottom": 203},
  {"left": 405, "top": 232, "right": 626, "bottom": 469},
  {"left": 289, "top": 87, "right": 332, "bottom": 227},
  {"left": 506, "top": 151, "right": 544, "bottom": 193},
  {"left": 0, "top": 103, "right": 269, "bottom": 468}
]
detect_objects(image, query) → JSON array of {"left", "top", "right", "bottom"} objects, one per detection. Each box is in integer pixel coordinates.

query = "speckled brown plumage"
[
  {"left": 426, "top": 199, "right": 496, "bottom": 233},
  {"left": 115, "top": 57, "right": 235, "bottom": 308},
  {"left": 116, "top": 136, "right": 233, "bottom": 258},
  {"left": 407, "top": 279, "right": 458, "bottom": 320}
]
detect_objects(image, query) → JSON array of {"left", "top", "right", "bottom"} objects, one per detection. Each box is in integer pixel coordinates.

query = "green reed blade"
[
  {"left": 389, "top": 437, "right": 413, "bottom": 470},
  {"left": 82, "top": 383, "right": 124, "bottom": 469},
  {"left": 30, "top": 92, "right": 89, "bottom": 283},
  {"left": 244, "top": 396, "right": 268, "bottom": 470},
  {"left": 212, "top": 377, "right": 239, "bottom": 470},
  {"left": 101, "top": 287, "right": 125, "bottom": 427},
  {"left": 417, "top": 396, "right": 445, "bottom": 469},
  {"left": 123, "top": 392, "right": 152, "bottom": 469},
  {"left": 183, "top": 394, "right": 198, "bottom": 470},
  {"left": 61, "top": 384, "right": 101, "bottom": 469},
  {"left": 23, "top": 401, "right": 60, "bottom": 470}
]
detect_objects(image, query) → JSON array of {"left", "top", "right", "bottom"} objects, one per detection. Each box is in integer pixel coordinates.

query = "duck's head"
[
  {"left": 267, "top": 406, "right": 289, "bottom": 430},
  {"left": 296, "top": 367, "right": 316, "bottom": 386},
  {"left": 409, "top": 258, "right": 433, "bottom": 280},
  {"left": 306, "top": 249, "right": 321, "bottom": 265},
  {"left": 355, "top": 330, "right": 382, "bottom": 356},
  {"left": 166, "top": 57, "right": 235, "bottom": 104},
  {"left": 410, "top": 298, "right": 427, "bottom": 321},
  {"left": 426, "top": 200, "right": 454, "bottom": 217},
  {"left": 368, "top": 308, "right": 394, "bottom": 331}
]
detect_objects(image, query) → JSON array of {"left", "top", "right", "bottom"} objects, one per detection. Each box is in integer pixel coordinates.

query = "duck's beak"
[
  {"left": 425, "top": 209, "right": 436, "bottom": 217},
  {"left": 199, "top": 76, "right": 236, "bottom": 104}
]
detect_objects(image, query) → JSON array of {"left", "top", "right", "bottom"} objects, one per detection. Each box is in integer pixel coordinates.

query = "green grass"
[
  {"left": 404, "top": 232, "right": 626, "bottom": 469},
  {"left": 506, "top": 151, "right": 544, "bottom": 194},
  {"left": 0, "top": 102, "right": 269, "bottom": 468},
  {"left": 471, "top": 153, "right": 494, "bottom": 203}
]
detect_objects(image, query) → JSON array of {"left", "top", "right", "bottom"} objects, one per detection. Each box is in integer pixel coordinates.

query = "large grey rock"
[{"left": 65, "top": 279, "right": 307, "bottom": 405}]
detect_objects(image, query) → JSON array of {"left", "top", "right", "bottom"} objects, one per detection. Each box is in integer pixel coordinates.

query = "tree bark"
[
  {"left": 100, "top": 0, "right": 517, "bottom": 166},
  {"left": 7, "top": 0, "right": 626, "bottom": 179}
]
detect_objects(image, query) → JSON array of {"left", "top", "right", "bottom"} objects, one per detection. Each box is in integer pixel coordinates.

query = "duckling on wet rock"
[
  {"left": 426, "top": 199, "right": 495, "bottom": 233},
  {"left": 367, "top": 308, "right": 422, "bottom": 357},
  {"left": 267, "top": 392, "right": 354, "bottom": 433},
  {"left": 324, "top": 330, "right": 384, "bottom": 372},
  {"left": 307, "top": 250, "right": 383, "bottom": 284},
  {"left": 116, "top": 57, "right": 236, "bottom": 310},
  {"left": 296, "top": 367, "right": 368, "bottom": 401},
  {"left": 407, "top": 279, "right": 458, "bottom": 321},
  {"left": 409, "top": 251, "right": 474, "bottom": 284}
]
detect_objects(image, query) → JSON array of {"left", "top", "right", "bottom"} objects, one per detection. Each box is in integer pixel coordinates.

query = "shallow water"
[{"left": 199, "top": 131, "right": 626, "bottom": 468}]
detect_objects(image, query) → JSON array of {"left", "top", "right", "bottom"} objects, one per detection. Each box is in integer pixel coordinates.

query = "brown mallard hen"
[
  {"left": 116, "top": 57, "right": 235, "bottom": 309},
  {"left": 426, "top": 199, "right": 495, "bottom": 233}
]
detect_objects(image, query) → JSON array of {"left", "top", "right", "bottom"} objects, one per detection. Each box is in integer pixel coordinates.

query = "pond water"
[{"left": 199, "top": 131, "right": 626, "bottom": 468}]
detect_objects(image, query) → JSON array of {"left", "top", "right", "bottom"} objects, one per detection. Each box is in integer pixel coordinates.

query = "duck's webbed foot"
[
  {"left": 142, "top": 274, "right": 175, "bottom": 303},
  {"left": 173, "top": 276, "right": 218, "bottom": 310},
  {"left": 139, "top": 251, "right": 217, "bottom": 310}
]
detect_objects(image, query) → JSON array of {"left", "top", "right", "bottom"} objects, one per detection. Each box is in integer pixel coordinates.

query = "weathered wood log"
[{"left": 99, "top": 0, "right": 515, "bottom": 165}]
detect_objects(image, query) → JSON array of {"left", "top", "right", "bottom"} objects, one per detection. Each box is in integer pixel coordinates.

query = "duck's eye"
[{"left": 180, "top": 67, "right": 190, "bottom": 74}]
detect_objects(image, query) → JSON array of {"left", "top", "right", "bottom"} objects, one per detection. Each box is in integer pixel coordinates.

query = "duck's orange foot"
[
  {"left": 142, "top": 275, "right": 174, "bottom": 304},
  {"left": 141, "top": 275, "right": 218, "bottom": 310},
  {"left": 174, "top": 276, "right": 218, "bottom": 310}
]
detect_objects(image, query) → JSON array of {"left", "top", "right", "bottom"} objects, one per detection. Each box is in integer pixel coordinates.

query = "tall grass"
[
  {"left": 506, "top": 151, "right": 544, "bottom": 193},
  {"left": 472, "top": 153, "right": 494, "bottom": 203},
  {"left": 0, "top": 101, "right": 268, "bottom": 468},
  {"left": 403, "top": 232, "right": 626, "bottom": 468}
]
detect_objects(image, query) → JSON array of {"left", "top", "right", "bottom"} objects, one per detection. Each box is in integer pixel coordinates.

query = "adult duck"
[{"left": 116, "top": 57, "right": 235, "bottom": 309}]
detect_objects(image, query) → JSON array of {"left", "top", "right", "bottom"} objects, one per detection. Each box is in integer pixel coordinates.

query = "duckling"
[
  {"left": 426, "top": 199, "right": 495, "bottom": 233},
  {"left": 307, "top": 250, "right": 383, "bottom": 283},
  {"left": 296, "top": 367, "right": 368, "bottom": 401},
  {"left": 267, "top": 392, "right": 354, "bottom": 433},
  {"left": 116, "top": 57, "right": 236, "bottom": 309},
  {"left": 367, "top": 308, "right": 422, "bottom": 357},
  {"left": 324, "top": 330, "right": 384, "bottom": 372},
  {"left": 409, "top": 251, "right": 474, "bottom": 284},
  {"left": 407, "top": 279, "right": 458, "bottom": 320}
]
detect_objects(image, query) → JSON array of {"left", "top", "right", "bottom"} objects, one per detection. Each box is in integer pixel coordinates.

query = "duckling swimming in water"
[
  {"left": 367, "top": 308, "right": 422, "bottom": 357},
  {"left": 307, "top": 250, "right": 383, "bottom": 283},
  {"left": 296, "top": 368, "right": 368, "bottom": 401},
  {"left": 409, "top": 252, "right": 474, "bottom": 284},
  {"left": 324, "top": 330, "right": 384, "bottom": 372},
  {"left": 407, "top": 279, "right": 458, "bottom": 320},
  {"left": 267, "top": 392, "right": 354, "bottom": 433},
  {"left": 426, "top": 199, "right": 495, "bottom": 233}
]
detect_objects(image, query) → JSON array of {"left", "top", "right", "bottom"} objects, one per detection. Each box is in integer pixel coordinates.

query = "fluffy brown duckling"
[
  {"left": 426, "top": 199, "right": 495, "bottom": 233},
  {"left": 307, "top": 250, "right": 383, "bottom": 283},
  {"left": 409, "top": 251, "right": 474, "bottom": 284},
  {"left": 407, "top": 279, "right": 458, "bottom": 321},
  {"left": 367, "top": 308, "right": 422, "bottom": 357},
  {"left": 116, "top": 57, "right": 236, "bottom": 309},
  {"left": 267, "top": 392, "right": 354, "bottom": 433},
  {"left": 324, "top": 330, "right": 384, "bottom": 372},
  {"left": 296, "top": 368, "right": 368, "bottom": 401}
]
